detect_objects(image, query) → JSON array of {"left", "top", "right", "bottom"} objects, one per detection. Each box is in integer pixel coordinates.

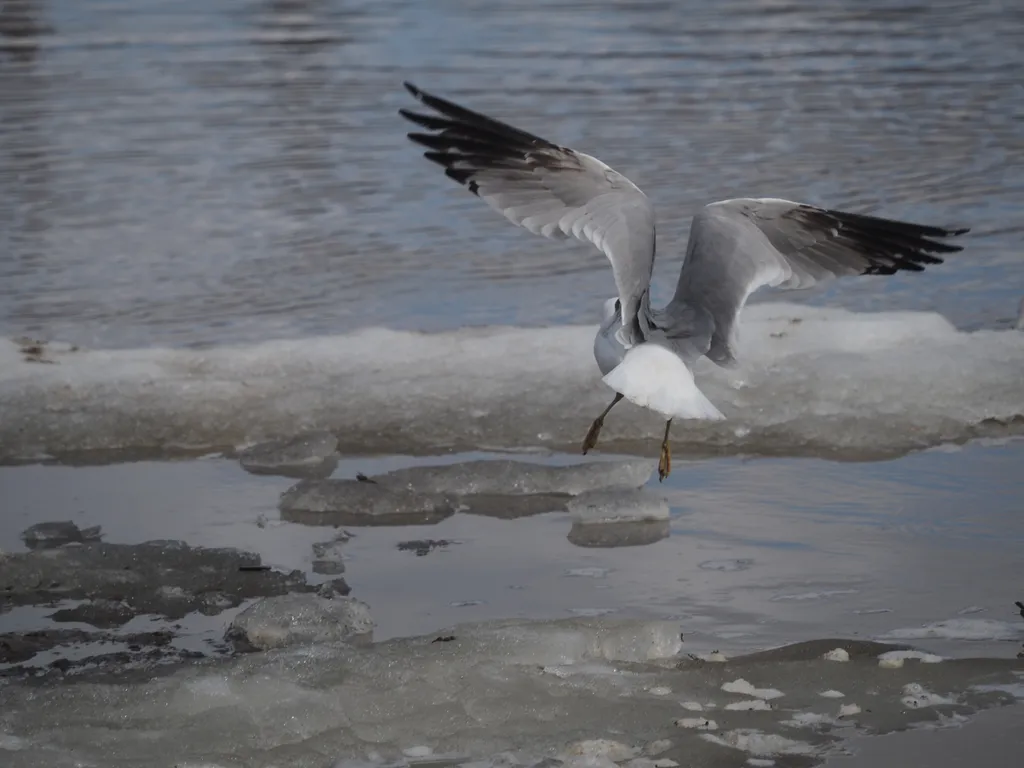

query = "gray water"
[{"left": 2, "top": 0, "right": 1023, "bottom": 350}]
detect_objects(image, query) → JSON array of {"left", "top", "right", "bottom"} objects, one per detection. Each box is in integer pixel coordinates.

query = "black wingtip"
[{"left": 403, "top": 81, "right": 421, "bottom": 98}]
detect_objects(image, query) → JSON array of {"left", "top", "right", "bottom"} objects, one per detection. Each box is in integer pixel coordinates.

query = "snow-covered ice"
[
  {"left": 877, "top": 650, "right": 944, "bottom": 668},
  {"left": 721, "top": 679, "right": 785, "bottom": 700},
  {"left": 823, "top": 648, "right": 850, "bottom": 662},
  {"left": 3, "top": 304, "right": 1022, "bottom": 461},
  {"left": 1, "top": 617, "right": 1021, "bottom": 767}
]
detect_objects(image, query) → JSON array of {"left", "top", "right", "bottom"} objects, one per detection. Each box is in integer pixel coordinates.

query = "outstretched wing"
[
  {"left": 400, "top": 82, "right": 656, "bottom": 346},
  {"left": 671, "top": 198, "right": 969, "bottom": 366}
]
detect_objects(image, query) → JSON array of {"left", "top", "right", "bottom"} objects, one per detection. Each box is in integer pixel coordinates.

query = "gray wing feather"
[
  {"left": 671, "top": 198, "right": 968, "bottom": 366},
  {"left": 400, "top": 83, "right": 655, "bottom": 345}
]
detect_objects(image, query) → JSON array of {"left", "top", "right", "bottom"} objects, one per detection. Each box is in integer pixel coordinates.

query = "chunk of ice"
[
  {"left": 701, "top": 729, "right": 815, "bottom": 756},
  {"left": 377, "top": 460, "right": 653, "bottom": 496},
  {"left": 226, "top": 593, "right": 374, "bottom": 651},
  {"left": 642, "top": 739, "right": 673, "bottom": 757},
  {"left": 3, "top": 304, "right": 1023, "bottom": 461},
  {"left": 823, "top": 648, "right": 850, "bottom": 662},
  {"left": 564, "top": 739, "right": 636, "bottom": 762},
  {"left": 674, "top": 718, "right": 718, "bottom": 730},
  {"left": 437, "top": 618, "right": 684, "bottom": 665},
  {"left": 0, "top": 732, "right": 28, "bottom": 750},
  {"left": 1, "top": 539, "right": 311, "bottom": 624},
  {"left": 311, "top": 539, "right": 347, "bottom": 575},
  {"left": 878, "top": 650, "right": 943, "bottom": 667},
  {"left": 21, "top": 521, "right": 102, "bottom": 550},
  {"left": 900, "top": 682, "right": 956, "bottom": 708},
  {"left": 238, "top": 431, "right": 338, "bottom": 478},
  {"left": 721, "top": 679, "right": 784, "bottom": 700},
  {"left": 780, "top": 712, "right": 834, "bottom": 727},
  {"left": 279, "top": 479, "right": 455, "bottom": 527},
  {"left": 819, "top": 690, "right": 845, "bottom": 698},
  {"left": 568, "top": 489, "right": 669, "bottom": 525},
  {"left": 725, "top": 699, "right": 773, "bottom": 711}
]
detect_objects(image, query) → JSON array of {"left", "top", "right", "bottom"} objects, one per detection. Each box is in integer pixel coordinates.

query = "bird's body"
[{"left": 399, "top": 83, "right": 969, "bottom": 479}]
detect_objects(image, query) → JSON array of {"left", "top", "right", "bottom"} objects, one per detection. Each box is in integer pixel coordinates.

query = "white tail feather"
[{"left": 602, "top": 343, "right": 725, "bottom": 421}]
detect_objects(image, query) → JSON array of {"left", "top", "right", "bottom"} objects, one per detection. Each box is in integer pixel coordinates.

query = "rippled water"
[{"left": 1, "top": 0, "right": 1022, "bottom": 349}]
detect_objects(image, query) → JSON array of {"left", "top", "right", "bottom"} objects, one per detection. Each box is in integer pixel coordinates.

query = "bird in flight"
[{"left": 398, "top": 83, "right": 968, "bottom": 480}]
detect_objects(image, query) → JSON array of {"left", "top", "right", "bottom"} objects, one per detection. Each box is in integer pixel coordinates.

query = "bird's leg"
[
  {"left": 658, "top": 419, "right": 673, "bottom": 482},
  {"left": 581, "top": 392, "right": 624, "bottom": 455}
]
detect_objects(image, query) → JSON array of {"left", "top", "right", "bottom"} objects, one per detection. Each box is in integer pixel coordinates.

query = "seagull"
[{"left": 398, "top": 83, "right": 969, "bottom": 480}]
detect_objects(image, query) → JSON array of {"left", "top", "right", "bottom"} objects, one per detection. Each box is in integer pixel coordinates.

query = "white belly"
[{"left": 601, "top": 342, "right": 725, "bottom": 421}]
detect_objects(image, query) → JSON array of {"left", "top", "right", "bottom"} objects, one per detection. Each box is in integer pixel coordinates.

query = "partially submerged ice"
[
  {"left": 2, "top": 303, "right": 1023, "bottom": 462},
  {"left": 279, "top": 479, "right": 456, "bottom": 526},
  {"left": 566, "top": 489, "right": 671, "bottom": 550},
  {"left": 568, "top": 489, "right": 670, "bottom": 525},
  {"left": 20, "top": 520, "right": 102, "bottom": 550},
  {"left": 0, "top": 537, "right": 311, "bottom": 621},
  {"left": 226, "top": 593, "right": 374, "bottom": 651},
  {"left": 375, "top": 460, "right": 654, "bottom": 497},
  {"left": 237, "top": 430, "right": 339, "bottom": 478},
  {"left": 280, "top": 460, "right": 655, "bottom": 526},
  {"left": 0, "top": 532, "right": 318, "bottom": 675},
  {"left": 312, "top": 538, "right": 348, "bottom": 575},
  {"left": 0, "top": 619, "right": 1021, "bottom": 768}
]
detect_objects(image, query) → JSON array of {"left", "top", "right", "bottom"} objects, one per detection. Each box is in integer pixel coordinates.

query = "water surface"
[{"left": 2, "top": 0, "right": 1022, "bottom": 349}]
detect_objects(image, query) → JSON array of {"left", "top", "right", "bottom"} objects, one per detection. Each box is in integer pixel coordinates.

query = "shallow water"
[
  {"left": 2, "top": 441, "right": 1022, "bottom": 656},
  {"left": 1, "top": 0, "right": 1022, "bottom": 349}
]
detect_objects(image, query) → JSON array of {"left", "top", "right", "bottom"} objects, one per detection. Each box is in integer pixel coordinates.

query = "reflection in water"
[
  {"left": 568, "top": 520, "right": 671, "bottom": 548},
  {"left": 461, "top": 494, "right": 570, "bottom": 519}
]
